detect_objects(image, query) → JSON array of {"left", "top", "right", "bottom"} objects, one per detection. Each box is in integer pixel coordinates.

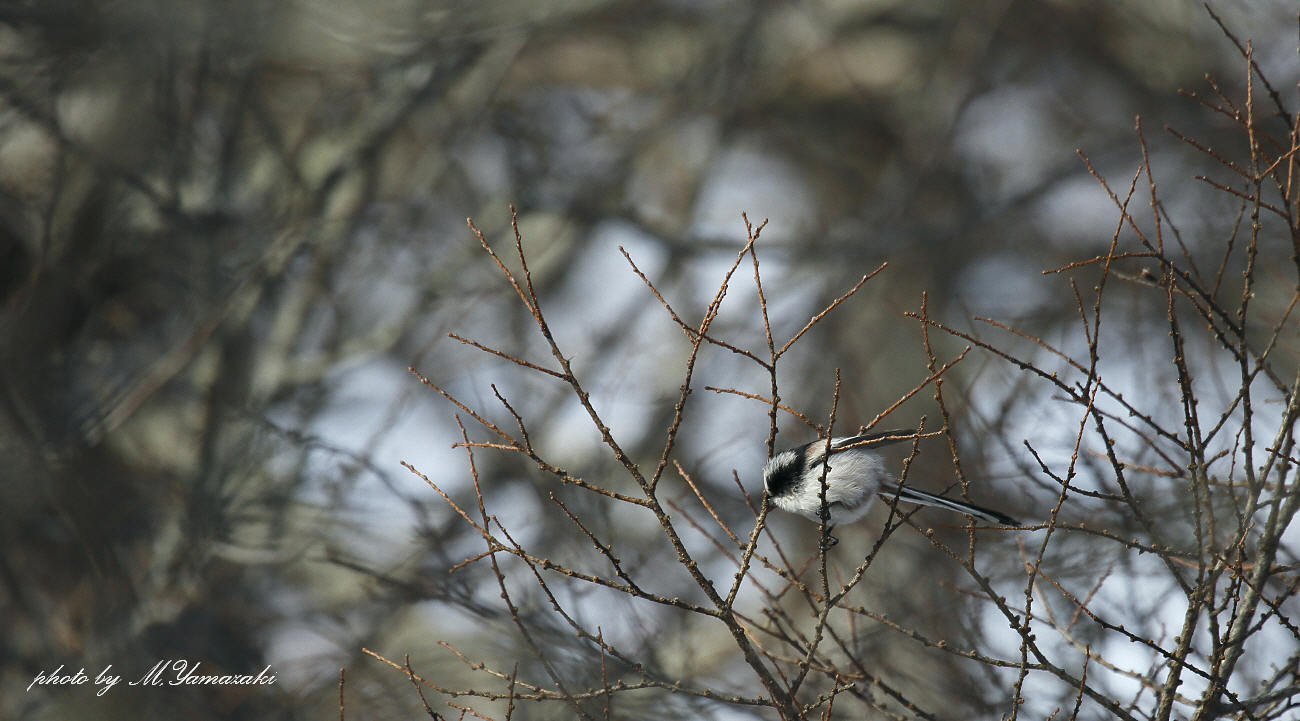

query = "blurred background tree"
[{"left": 1, "top": 1, "right": 1297, "bottom": 719}]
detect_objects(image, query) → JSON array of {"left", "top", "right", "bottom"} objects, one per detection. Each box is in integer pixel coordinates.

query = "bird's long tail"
[{"left": 878, "top": 483, "right": 1019, "bottom": 525}]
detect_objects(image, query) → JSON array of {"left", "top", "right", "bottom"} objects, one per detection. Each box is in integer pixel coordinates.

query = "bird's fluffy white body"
[{"left": 763, "top": 443, "right": 887, "bottom": 523}]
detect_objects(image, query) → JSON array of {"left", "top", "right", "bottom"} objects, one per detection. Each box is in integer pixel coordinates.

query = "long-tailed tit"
[{"left": 763, "top": 430, "right": 1018, "bottom": 543}]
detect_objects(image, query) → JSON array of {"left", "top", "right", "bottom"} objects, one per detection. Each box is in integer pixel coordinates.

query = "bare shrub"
[{"left": 367, "top": 20, "right": 1300, "bottom": 721}]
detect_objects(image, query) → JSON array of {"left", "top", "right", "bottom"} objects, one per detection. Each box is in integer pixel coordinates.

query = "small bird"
[{"left": 763, "top": 429, "right": 1018, "bottom": 544}]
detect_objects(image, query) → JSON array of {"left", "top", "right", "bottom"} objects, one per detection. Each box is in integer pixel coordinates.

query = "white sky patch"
[
  {"left": 1033, "top": 172, "right": 1128, "bottom": 249},
  {"left": 690, "top": 141, "right": 817, "bottom": 243},
  {"left": 263, "top": 623, "right": 346, "bottom": 692},
  {"left": 547, "top": 219, "right": 671, "bottom": 351},
  {"left": 955, "top": 253, "right": 1053, "bottom": 318},
  {"left": 955, "top": 85, "right": 1067, "bottom": 201},
  {"left": 277, "top": 357, "right": 466, "bottom": 565},
  {"left": 450, "top": 129, "right": 514, "bottom": 197}
]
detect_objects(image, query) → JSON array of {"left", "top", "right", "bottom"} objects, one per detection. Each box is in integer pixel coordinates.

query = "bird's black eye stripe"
[{"left": 764, "top": 452, "right": 806, "bottom": 498}]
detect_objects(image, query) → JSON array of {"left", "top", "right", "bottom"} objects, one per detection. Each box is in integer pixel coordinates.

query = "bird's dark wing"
[
  {"left": 830, "top": 429, "right": 917, "bottom": 452},
  {"left": 798, "top": 429, "right": 917, "bottom": 466}
]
